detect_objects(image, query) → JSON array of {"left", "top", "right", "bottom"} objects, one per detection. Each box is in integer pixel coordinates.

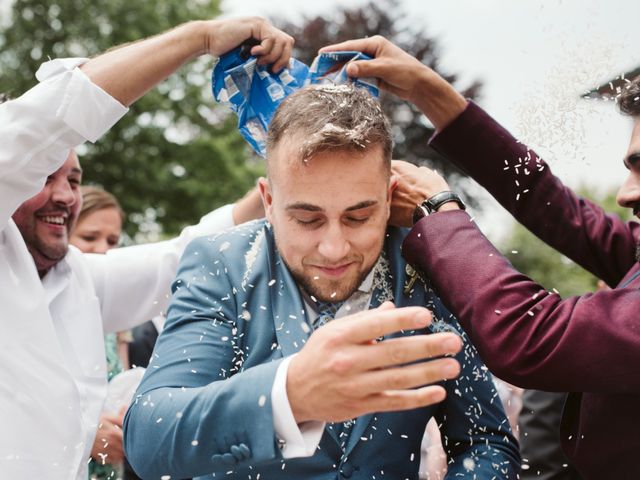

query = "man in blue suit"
[{"left": 124, "top": 84, "right": 520, "bottom": 479}]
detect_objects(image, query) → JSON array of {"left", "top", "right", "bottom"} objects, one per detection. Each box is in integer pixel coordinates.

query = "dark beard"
[{"left": 635, "top": 242, "right": 640, "bottom": 262}]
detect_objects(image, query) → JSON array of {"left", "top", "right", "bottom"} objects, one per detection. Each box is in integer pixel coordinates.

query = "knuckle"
[
  {"left": 328, "top": 352, "right": 353, "bottom": 375},
  {"left": 369, "top": 318, "right": 386, "bottom": 339},
  {"left": 387, "top": 344, "right": 406, "bottom": 365},
  {"left": 387, "top": 371, "right": 406, "bottom": 390},
  {"left": 321, "top": 328, "right": 343, "bottom": 349}
]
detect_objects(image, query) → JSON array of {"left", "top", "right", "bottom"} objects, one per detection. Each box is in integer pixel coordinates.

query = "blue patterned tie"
[
  {"left": 313, "top": 300, "right": 354, "bottom": 451},
  {"left": 313, "top": 300, "right": 344, "bottom": 330}
]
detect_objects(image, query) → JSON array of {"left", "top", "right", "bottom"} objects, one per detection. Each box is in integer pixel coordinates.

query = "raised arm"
[
  {"left": 324, "top": 35, "right": 639, "bottom": 283},
  {"left": 81, "top": 17, "right": 293, "bottom": 106},
  {"left": 320, "top": 36, "right": 466, "bottom": 132},
  {"left": 0, "top": 17, "right": 292, "bottom": 231}
]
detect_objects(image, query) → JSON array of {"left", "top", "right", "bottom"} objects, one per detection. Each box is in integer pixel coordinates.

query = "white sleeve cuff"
[
  {"left": 36, "top": 58, "right": 128, "bottom": 143},
  {"left": 272, "top": 355, "right": 325, "bottom": 458}
]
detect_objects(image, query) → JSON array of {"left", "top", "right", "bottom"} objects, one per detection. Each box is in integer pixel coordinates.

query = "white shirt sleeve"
[
  {"left": 0, "top": 58, "right": 128, "bottom": 230},
  {"left": 88, "top": 204, "right": 237, "bottom": 334},
  {"left": 272, "top": 355, "right": 325, "bottom": 458}
]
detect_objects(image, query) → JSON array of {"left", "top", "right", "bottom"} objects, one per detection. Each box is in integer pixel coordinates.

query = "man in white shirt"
[{"left": 0, "top": 17, "right": 294, "bottom": 479}]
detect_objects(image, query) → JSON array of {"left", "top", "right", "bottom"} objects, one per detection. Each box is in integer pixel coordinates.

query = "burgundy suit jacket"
[{"left": 403, "top": 102, "right": 640, "bottom": 479}]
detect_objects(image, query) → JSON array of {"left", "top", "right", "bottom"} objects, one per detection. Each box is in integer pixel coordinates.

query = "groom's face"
[{"left": 260, "top": 138, "right": 394, "bottom": 303}]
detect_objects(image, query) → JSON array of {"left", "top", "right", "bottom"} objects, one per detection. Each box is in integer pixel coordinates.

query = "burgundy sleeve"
[
  {"left": 429, "top": 102, "right": 639, "bottom": 287},
  {"left": 402, "top": 210, "right": 640, "bottom": 394}
]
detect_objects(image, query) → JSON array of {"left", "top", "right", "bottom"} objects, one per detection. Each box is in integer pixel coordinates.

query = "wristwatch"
[{"left": 412, "top": 191, "right": 466, "bottom": 225}]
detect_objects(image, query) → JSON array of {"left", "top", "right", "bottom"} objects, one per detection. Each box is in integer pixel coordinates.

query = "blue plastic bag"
[{"left": 212, "top": 48, "right": 377, "bottom": 157}]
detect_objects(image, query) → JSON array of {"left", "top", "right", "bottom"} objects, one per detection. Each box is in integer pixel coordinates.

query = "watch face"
[{"left": 412, "top": 204, "right": 429, "bottom": 225}]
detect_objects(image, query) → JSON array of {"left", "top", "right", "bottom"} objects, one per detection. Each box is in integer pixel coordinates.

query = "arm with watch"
[{"left": 323, "top": 35, "right": 640, "bottom": 395}]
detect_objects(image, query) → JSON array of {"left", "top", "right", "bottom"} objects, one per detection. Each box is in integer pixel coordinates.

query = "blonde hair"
[{"left": 79, "top": 186, "right": 125, "bottom": 224}]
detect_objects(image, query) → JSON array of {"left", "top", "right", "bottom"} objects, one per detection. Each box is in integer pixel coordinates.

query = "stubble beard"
[
  {"left": 281, "top": 252, "right": 381, "bottom": 303},
  {"left": 21, "top": 219, "right": 70, "bottom": 273}
]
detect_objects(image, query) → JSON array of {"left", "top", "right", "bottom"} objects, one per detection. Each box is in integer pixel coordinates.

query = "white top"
[{"left": 0, "top": 59, "right": 235, "bottom": 479}]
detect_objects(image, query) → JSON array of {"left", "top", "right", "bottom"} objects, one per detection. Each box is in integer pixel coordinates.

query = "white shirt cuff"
[
  {"left": 36, "top": 58, "right": 128, "bottom": 143},
  {"left": 272, "top": 355, "right": 325, "bottom": 458}
]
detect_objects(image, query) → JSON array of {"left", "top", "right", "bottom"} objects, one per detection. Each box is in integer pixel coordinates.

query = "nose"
[
  {"left": 51, "top": 179, "right": 77, "bottom": 207},
  {"left": 90, "top": 239, "right": 112, "bottom": 255},
  {"left": 616, "top": 171, "right": 640, "bottom": 210},
  {"left": 317, "top": 222, "right": 351, "bottom": 262}
]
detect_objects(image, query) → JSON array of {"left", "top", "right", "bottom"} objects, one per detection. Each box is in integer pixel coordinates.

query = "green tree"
[
  {"left": 0, "top": 0, "right": 263, "bottom": 238},
  {"left": 500, "top": 187, "right": 632, "bottom": 297},
  {"left": 276, "top": 0, "right": 483, "bottom": 207}
]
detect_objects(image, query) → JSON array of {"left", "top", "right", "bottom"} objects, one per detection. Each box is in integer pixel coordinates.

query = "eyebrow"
[
  {"left": 285, "top": 200, "right": 379, "bottom": 212},
  {"left": 70, "top": 167, "right": 83, "bottom": 175}
]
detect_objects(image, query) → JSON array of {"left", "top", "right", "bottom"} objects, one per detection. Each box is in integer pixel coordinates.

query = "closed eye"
[{"left": 345, "top": 216, "right": 369, "bottom": 225}]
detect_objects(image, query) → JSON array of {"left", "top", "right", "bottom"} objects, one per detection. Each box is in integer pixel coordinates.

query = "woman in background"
[{"left": 71, "top": 185, "right": 129, "bottom": 480}]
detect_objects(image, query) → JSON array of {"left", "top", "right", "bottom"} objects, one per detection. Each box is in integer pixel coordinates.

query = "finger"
[
  {"left": 377, "top": 300, "right": 395, "bottom": 311},
  {"left": 354, "top": 357, "right": 460, "bottom": 395},
  {"left": 319, "top": 38, "right": 379, "bottom": 56},
  {"left": 365, "top": 385, "right": 448, "bottom": 414},
  {"left": 364, "top": 332, "right": 463, "bottom": 370},
  {"left": 271, "top": 39, "right": 293, "bottom": 73},
  {"left": 257, "top": 38, "right": 286, "bottom": 67},
  {"left": 251, "top": 37, "right": 274, "bottom": 60},
  {"left": 336, "top": 305, "right": 432, "bottom": 344},
  {"left": 345, "top": 59, "right": 389, "bottom": 79}
]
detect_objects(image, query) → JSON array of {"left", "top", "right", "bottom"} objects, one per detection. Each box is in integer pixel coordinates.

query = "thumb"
[{"left": 346, "top": 61, "right": 365, "bottom": 78}]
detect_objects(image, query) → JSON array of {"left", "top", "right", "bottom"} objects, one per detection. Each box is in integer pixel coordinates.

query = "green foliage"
[
  {"left": 0, "top": 0, "right": 263, "bottom": 237},
  {"left": 500, "top": 186, "right": 632, "bottom": 297},
  {"left": 275, "top": 0, "right": 483, "bottom": 208}
]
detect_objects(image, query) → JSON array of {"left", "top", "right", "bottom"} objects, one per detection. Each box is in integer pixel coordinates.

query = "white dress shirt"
[
  {"left": 0, "top": 59, "right": 235, "bottom": 479},
  {"left": 271, "top": 268, "right": 376, "bottom": 458}
]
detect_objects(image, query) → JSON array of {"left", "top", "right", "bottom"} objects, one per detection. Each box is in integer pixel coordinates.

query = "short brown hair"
[
  {"left": 79, "top": 185, "right": 125, "bottom": 224},
  {"left": 266, "top": 84, "right": 392, "bottom": 168},
  {"left": 619, "top": 76, "right": 640, "bottom": 117}
]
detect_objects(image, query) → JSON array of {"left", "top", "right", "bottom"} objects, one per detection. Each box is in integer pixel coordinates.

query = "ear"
[
  {"left": 258, "top": 177, "right": 274, "bottom": 223},
  {"left": 387, "top": 176, "right": 398, "bottom": 202}
]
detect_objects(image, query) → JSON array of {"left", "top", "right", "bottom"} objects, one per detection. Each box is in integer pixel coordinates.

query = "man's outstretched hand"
[{"left": 288, "top": 302, "right": 462, "bottom": 423}]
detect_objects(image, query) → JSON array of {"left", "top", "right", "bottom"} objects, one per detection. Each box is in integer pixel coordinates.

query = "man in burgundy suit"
[{"left": 320, "top": 36, "right": 640, "bottom": 478}]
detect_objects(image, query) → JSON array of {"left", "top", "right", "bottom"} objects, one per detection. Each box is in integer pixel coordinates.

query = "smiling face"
[
  {"left": 260, "top": 140, "right": 394, "bottom": 302},
  {"left": 12, "top": 150, "right": 82, "bottom": 276}
]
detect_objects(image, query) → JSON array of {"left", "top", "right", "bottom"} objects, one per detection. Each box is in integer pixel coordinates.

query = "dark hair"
[
  {"left": 0, "top": 93, "right": 10, "bottom": 105},
  {"left": 266, "top": 84, "right": 392, "bottom": 165},
  {"left": 619, "top": 76, "right": 640, "bottom": 117}
]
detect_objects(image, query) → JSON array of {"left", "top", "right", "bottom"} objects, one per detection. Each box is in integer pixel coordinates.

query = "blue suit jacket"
[{"left": 124, "top": 221, "right": 520, "bottom": 479}]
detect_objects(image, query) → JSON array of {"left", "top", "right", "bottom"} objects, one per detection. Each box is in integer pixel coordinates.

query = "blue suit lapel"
[{"left": 264, "top": 227, "right": 312, "bottom": 358}]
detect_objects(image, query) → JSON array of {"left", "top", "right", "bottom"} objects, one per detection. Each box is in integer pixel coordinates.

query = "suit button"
[
  {"left": 231, "top": 444, "right": 251, "bottom": 460},
  {"left": 340, "top": 462, "right": 354, "bottom": 478},
  {"left": 222, "top": 453, "right": 236, "bottom": 466},
  {"left": 238, "top": 443, "right": 251, "bottom": 457}
]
